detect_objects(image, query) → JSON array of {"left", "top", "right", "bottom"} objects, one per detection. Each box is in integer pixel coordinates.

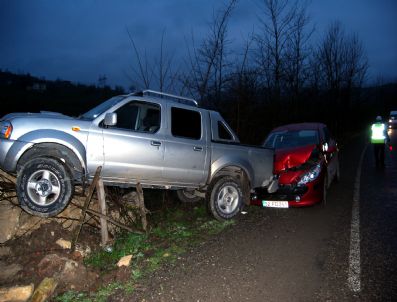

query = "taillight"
[{"left": 1, "top": 121, "right": 13, "bottom": 139}]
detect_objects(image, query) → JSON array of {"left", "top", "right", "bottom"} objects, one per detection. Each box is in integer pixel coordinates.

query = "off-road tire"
[
  {"left": 16, "top": 157, "right": 73, "bottom": 217},
  {"left": 176, "top": 189, "right": 203, "bottom": 203},
  {"left": 206, "top": 176, "right": 243, "bottom": 221}
]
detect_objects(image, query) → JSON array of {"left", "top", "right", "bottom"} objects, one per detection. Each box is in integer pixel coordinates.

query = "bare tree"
[
  {"left": 316, "top": 21, "right": 368, "bottom": 130},
  {"left": 284, "top": 2, "right": 313, "bottom": 98},
  {"left": 344, "top": 33, "right": 368, "bottom": 90},
  {"left": 183, "top": 0, "right": 238, "bottom": 103},
  {"left": 126, "top": 28, "right": 178, "bottom": 92},
  {"left": 155, "top": 30, "right": 179, "bottom": 92},
  {"left": 228, "top": 37, "right": 259, "bottom": 135},
  {"left": 127, "top": 28, "right": 153, "bottom": 89},
  {"left": 255, "top": 0, "right": 296, "bottom": 99},
  {"left": 318, "top": 21, "right": 367, "bottom": 92}
]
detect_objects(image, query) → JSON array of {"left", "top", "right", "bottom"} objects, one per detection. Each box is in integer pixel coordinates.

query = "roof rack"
[{"left": 133, "top": 90, "right": 198, "bottom": 107}]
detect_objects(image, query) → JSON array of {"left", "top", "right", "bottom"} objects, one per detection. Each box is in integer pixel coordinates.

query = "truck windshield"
[{"left": 80, "top": 96, "right": 124, "bottom": 120}]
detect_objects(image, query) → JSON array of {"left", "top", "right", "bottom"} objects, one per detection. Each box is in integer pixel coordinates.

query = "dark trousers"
[{"left": 373, "top": 143, "right": 385, "bottom": 167}]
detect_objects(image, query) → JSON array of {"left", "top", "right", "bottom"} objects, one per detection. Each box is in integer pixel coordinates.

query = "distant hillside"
[{"left": 0, "top": 71, "right": 124, "bottom": 117}]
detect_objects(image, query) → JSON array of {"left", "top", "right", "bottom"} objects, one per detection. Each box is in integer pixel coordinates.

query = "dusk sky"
[{"left": 1, "top": 0, "right": 396, "bottom": 89}]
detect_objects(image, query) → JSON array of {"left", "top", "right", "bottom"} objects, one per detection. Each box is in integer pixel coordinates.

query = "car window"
[
  {"left": 263, "top": 130, "right": 319, "bottom": 149},
  {"left": 112, "top": 101, "right": 160, "bottom": 133},
  {"left": 171, "top": 107, "right": 201, "bottom": 140},
  {"left": 322, "top": 127, "right": 330, "bottom": 143}
]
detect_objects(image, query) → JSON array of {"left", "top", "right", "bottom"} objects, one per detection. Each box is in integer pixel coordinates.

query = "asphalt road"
[
  {"left": 119, "top": 130, "right": 397, "bottom": 302},
  {"left": 359, "top": 129, "right": 397, "bottom": 301}
]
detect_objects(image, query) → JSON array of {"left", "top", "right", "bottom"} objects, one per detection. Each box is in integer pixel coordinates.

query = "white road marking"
[{"left": 347, "top": 144, "right": 368, "bottom": 292}]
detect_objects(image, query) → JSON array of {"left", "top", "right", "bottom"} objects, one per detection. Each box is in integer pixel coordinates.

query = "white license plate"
[{"left": 262, "top": 200, "right": 289, "bottom": 208}]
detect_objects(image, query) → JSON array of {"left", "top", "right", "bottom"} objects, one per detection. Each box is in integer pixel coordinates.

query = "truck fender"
[
  {"left": 210, "top": 156, "right": 254, "bottom": 186},
  {"left": 14, "top": 130, "right": 87, "bottom": 179}
]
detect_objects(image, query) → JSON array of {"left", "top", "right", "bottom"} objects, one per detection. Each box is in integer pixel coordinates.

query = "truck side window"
[
  {"left": 218, "top": 121, "right": 233, "bottom": 140},
  {"left": 114, "top": 101, "right": 160, "bottom": 133},
  {"left": 171, "top": 107, "right": 201, "bottom": 140}
]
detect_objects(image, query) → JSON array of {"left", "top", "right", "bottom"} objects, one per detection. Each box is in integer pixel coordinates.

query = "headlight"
[
  {"left": 390, "top": 119, "right": 393, "bottom": 123},
  {"left": 297, "top": 163, "right": 322, "bottom": 185},
  {"left": 0, "top": 121, "right": 13, "bottom": 139}
]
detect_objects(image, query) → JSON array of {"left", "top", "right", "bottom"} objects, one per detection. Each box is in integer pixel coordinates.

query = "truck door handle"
[
  {"left": 151, "top": 141, "right": 161, "bottom": 147},
  {"left": 193, "top": 146, "right": 203, "bottom": 151}
]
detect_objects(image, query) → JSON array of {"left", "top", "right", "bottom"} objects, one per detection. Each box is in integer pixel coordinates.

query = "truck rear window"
[
  {"left": 171, "top": 107, "right": 201, "bottom": 140},
  {"left": 218, "top": 121, "right": 233, "bottom": 140}
]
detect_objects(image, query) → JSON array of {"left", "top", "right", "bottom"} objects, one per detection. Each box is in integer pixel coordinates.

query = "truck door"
[
  {"left": 162, "top": 106, "right": 208, "bottom": 186},
  {"left": 101, "top": 100, "right": 164, "bottom": 183},
  {"left": 86, "top": 124, "right": 105, "bottom": 176}
]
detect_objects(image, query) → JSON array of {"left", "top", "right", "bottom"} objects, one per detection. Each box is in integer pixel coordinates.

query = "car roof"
[{"left": 271, "top": 122, "right": 326, "bottom": 132}]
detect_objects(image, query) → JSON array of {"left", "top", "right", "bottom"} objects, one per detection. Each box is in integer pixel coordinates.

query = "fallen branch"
[
  {"left": 0, "top": 168, "right": 17, "bottom": 184},
  {"left": 84, "top": 208, "right": 143, "bottom": 234}
]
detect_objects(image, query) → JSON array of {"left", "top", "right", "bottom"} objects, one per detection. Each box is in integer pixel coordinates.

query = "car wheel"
[
  {"left": 207, "top": 176, "right": 243, "bottom": 221},
  {"left": 176, "top": 189, "right": 203, "bottom": 203},
  {"left": 322, "top": 175, "right": 328, "bottom": 206},
  {"left": 16, "top": 157, "right": 73, "bottom": 217},
  {"left": 334, "top": 160, "right": 340, "bottom": 183}
]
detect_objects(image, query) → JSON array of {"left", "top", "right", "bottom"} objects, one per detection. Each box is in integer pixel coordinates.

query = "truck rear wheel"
[
  {"left": 16, "top": 157, "right": 73, "bottom": 217},
  {"left": 207, "top": 176, "right": 243, "bottom": 221},
  {"left": 176, "top": 189, "right": 202, "bottom": 203}
]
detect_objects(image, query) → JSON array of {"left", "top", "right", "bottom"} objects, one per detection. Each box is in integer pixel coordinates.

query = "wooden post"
[
  {"left": 71, "top": 166, "right": 102, "bottom": 252},
  {"left": 136, "top": 183, "right": 148, "bottom": 232},
  {"left": 96, "top": 178, "right": 109, "bottom": 246}
]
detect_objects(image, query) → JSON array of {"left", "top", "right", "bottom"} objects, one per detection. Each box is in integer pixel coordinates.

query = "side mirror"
[
  {"left": 327, "top": 143, "right": 337, "bottom": 153},
  {"left": 104, "top": 112, "right": 117, "bottom": 126},
  {"left": 323, "top": 140, "right": 337, "bottom": 153}
]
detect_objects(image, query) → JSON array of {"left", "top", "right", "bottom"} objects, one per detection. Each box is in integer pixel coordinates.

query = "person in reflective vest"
[{"left": 371, "top": 116, "right": 390, "bottom": 167}]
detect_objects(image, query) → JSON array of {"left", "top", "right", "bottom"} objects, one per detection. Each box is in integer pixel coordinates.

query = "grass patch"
[
  {"left": 56, "top": 203, "right": 234, "bottom": 301},
  {"left": 55, "top": 282, "right": 127, "bottom": 302},
  {"left": 85, "top": 233, "right": 149, "bottom": 270}
]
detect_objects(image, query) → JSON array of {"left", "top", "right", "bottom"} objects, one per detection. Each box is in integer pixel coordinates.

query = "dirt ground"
[
  {"left": 1, "top": 222, "right": 101, "bottom": 294},
  {"left": 0, "top": 189, "right": 206, "bottom": 300}
]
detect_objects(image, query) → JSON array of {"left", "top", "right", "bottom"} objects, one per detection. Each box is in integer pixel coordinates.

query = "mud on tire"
[
  {"left": 206, "top": 176, "right": 244, "bottom": 221},
  {"left": 16, "top": 157, "right": 73, "bottom": 217}
]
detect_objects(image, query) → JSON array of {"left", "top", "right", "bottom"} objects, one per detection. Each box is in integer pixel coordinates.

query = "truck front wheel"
[
  {"left": 16, "top": 157, "right": 73, "bottom": 217},
  {"left": 207, "top": 176, "right": 243, "bottom": 221}
]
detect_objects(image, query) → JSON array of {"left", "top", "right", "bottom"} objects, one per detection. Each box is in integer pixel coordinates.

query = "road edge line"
[{"left": 347, "top": 143, "right": 368, "bottom": 292}]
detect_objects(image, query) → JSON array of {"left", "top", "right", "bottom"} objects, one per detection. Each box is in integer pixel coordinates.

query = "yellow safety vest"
[{"left": 371, "top": 123, "right": 386, "bottom": 144}]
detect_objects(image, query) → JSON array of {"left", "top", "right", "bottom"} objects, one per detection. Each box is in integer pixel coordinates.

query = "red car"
[{"left": 251, "top": 123, "right": 339, "bottom": 208}]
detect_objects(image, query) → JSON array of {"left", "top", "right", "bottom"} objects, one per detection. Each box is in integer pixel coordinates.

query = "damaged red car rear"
[{"left": 251, "top": 123, "right": 339, "bottom": 208}]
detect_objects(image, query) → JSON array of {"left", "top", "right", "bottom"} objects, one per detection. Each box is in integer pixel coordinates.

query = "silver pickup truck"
[{"left": 0, "top": 90, "right": 277, "bottom": 220}]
